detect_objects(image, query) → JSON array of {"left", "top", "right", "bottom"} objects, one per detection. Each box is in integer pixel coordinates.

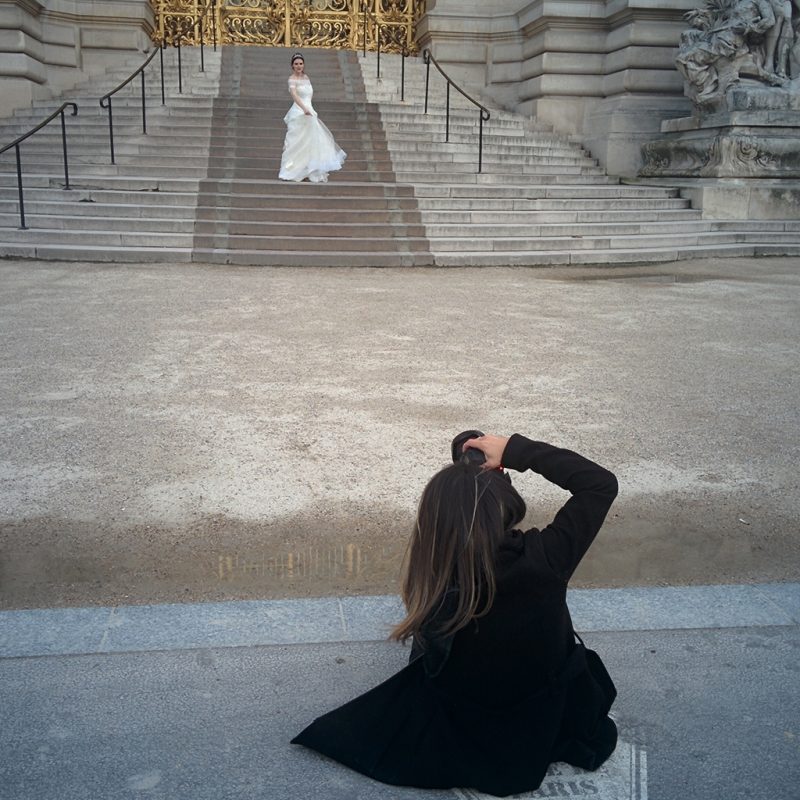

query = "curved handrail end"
[{"left": 422, "top": 48, "right": 490, "bottom": 116}]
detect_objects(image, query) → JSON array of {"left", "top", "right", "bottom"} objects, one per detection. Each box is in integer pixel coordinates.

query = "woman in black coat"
[{"left": 292, "top": 432, "right": 619, "bottom": 798}]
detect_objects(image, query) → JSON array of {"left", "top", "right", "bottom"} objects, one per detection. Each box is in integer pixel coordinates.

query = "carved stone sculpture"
[
  {"left": 675, "top": 0, "right": 799, "bottom": 107},
  {"left": 639, "top": 0, "right": 800, "bottom": 188}
]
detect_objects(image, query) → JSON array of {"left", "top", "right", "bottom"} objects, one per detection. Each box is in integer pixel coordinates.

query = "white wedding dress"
[{"left": 279, "top": 77, "right": 347, "bottom": 183}]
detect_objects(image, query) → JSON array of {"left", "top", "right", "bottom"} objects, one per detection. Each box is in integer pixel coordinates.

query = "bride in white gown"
[{"left": 279, "top": 53, "right": 347, "bottom": 183}]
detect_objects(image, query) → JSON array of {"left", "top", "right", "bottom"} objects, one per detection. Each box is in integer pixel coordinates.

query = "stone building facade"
[
  {"left": 1, "top": 0, "right": 705, "bottom": 176},
  {"left": 0, "top": 0, "right": 152, "bottom": 113}
]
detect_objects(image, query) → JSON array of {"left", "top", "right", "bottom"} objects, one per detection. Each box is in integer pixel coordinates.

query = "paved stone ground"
[
  {"left": 1, "top": 256, "right": 799, "bottom": 609},
  {"left": 1, "top": 586, "right": 799, "bottom": 800}
]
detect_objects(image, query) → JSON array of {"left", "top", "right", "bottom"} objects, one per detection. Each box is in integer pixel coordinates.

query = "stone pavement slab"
[
  {"left": 1, "top": 583, "right": 800, "bottom": 659},
  {"left": 1, "top": 585, "right": 798, "bottom": 800}
]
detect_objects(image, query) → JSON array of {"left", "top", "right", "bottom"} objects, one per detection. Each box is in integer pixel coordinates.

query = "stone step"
[
  {"left": 411, "top": 184, "right": 677, "bottom": 198},
  {"left": 191, "top": 234, "right": 430, "bottom": 252},
  {"left": 396, "top": 172, "right": 616, "bottom": 185},
  {"left": 0, "top": 242, "right": 194, "bottom": 262},
  {"left": 385, "top": 141, "right": 590, "bottom": 156},
  {"left": 429, "top": 231, "right": 746, "bottom": 253},
  {"left": 0, "top": 228, "right": 194, "bottom": 246},
  {"left": 432, "top": 243, "right": 800, "bottom": 267},
  {"left": 420, "top": 210, "right": 703, "bottom": 225},
  {"left": 194, "top": 220, "right": 427, "bottom": 238},
  {"left": 192, "top": 249, "right": 435, "bottom": 267},
  {"left": 0, "top": 173, "right": 412, "bottom": 195},
  {"left": 424, "top": 220, "right": 720, "bottom": 238},
  {"left": 414, "top": 199, "right": 692, "bottom": 212},
  {"left": 391, "top": 159, "right": 599, "bottom": 173},
  {"left": 0, "top": 199, "right": 424, "bottom": 222},
  {"left": 0, "top": 212, "right": 196, "bottom": 232}
]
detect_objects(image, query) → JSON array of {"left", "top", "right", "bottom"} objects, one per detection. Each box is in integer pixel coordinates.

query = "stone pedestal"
[
  {"left": 639, "top": 85, "right": 800, "bottom": 218},
  {"left": 641, "top": 85, "right": 800, "bottom": 178}
]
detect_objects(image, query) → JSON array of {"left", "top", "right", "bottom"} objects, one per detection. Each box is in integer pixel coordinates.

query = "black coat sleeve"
[{"left": 501, "top": 434, "right": 618, "bottom": 582}]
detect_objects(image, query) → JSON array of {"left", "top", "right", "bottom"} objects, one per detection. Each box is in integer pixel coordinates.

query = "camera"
[{"left": 451, "top": 429, "right": 487, "bottom": 467}]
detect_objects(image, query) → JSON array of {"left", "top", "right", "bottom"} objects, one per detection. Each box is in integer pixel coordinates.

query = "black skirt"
[{"left": 292, "top": 641, "right": 617, "bottom": 798}]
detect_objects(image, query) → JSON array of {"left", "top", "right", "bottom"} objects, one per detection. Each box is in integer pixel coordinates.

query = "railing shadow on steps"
[
  {"left": 423, "top": 49, "right": 490, "bottom": 173},
  {"left": 99, "top": 0, "right": 216, "bottom": 164},
  {"left": 0, "top": 102, "right": 78, "bottom": 229},
  {"left": 376, "top": 24, "right": 408, "bottom": 101}
]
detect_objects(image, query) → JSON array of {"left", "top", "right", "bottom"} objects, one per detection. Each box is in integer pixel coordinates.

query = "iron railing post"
[
  {"left": 98, "top": 48, "right": 158, "bottom": 161},
  {"left": 401, "top": 43, "right": 405, "bottom": 102},
  {"left": 14, "top": 145, "right": 26, "bottom": 229},
  {"left": 106, "top": 96, "right": 116, "bottom": 164},
  {"left": 446, "top": 81, "right": 450, "bottom": 142},
  {"left": 424, "top": 51, "right": 430, "bottom": 114},
  {"left": 479, "top": 110, "right": 485, "bottom": 173},
  {"left": 422, "top": 49, "right": 490, "bottom": 174},
  {"left": 160, "top": 43, "right": 166, "bottom": 105},
  {"left": 212, "top": 0, "right": 218, "bottom": 51},
  {"left": 200, "top": 16, "right": 205, "bottom": 72},
  {"left": 141, "top": 70, "right": 147, "bottom": 134},
  {"left": 1, "top": 101, "right": 78, "bottom": 228},
  {"left": 60, "top": 108, "right": 71, "bottom": 189},
  {"left": 377, "top": 26, "right": 381, "bottom": 79},
  {"left": 178, "top": 39, "right": 183, "bottom": 94}
]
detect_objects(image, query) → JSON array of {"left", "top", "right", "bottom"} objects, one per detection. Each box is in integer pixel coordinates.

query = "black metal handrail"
[
  {"left": 98, "top": 0, "right": 215, "bottom": 165},
  {"left": 423, "top": 49, "right": 490, "bottom": 173},
  {"left": 0, "top": 102, "right": 78, "bottom": 229},
  {"left": 171, "top": 0, "right": 217, "bottom": 78},
  {"left": 99, "top": 47, "right": 162, "bottom": 165}
]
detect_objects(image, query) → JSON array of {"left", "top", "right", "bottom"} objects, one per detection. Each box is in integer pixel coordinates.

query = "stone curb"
[{"left": 1, "top": 582, "right": 798, "bottom": 659}]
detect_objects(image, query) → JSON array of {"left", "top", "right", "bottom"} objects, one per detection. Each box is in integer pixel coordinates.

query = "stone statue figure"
[{"left": 675, "top": 0, "right": 799, "bottom": 106}]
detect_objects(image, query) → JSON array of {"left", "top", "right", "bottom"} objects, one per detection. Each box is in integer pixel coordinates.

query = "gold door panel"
[{"left": 152, "top": 0, "right": 425, "bottom": 53}]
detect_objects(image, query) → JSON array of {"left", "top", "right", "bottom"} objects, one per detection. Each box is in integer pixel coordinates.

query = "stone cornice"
[{"left": 4, "top": 0, "right": 45, "bottom": 17}]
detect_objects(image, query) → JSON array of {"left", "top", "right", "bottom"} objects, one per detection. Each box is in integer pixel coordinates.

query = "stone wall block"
[
  {"left": 0, "top": 28, "right": 44, "bottom": 61},
  {"left": 520, "top": 28, "right": 608, "bottom": 59},
  {"left": 602, "top": 69, "right": 685, "bottom": 95},
  {"left": 0, "top": 51, "right": 46, "bottom": 83},
  {"left": 520, "top": 73, "right": 604, "bottom": 101},
  {"left": 604, "top": 45, "right": 678, "bottom": 73},
  {"left": 0, "top": 0, "right": 153, "bottom": 118},
  {"left": 520, "top": 52, "right": 605, "bottom": 78}
]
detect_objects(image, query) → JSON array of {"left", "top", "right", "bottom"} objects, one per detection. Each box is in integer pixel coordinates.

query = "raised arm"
[{"left": 466, "top": 433, "right": 617, "bottom": 581}]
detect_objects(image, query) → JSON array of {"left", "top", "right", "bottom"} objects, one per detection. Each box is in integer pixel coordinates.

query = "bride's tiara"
[{"left": 291, "top": 52, "right": 304, "bottom": 62}]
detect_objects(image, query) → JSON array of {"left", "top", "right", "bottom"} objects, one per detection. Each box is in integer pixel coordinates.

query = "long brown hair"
[{"left": 390, "top": 463, "right": 526, "bottom": 647}]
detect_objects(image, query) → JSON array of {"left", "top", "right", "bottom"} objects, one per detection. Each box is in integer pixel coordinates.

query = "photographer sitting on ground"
[{"left": 293, "top": 431, "right": 619, "bottom": 798}]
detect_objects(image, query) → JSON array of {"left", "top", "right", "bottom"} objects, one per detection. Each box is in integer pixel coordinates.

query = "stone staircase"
[
  {"left": 1, "top": 45, "right": 799, "bottom": 266},
  {"left": 0, "top": 46, "right": 432, "bottom": 266},
  {"left": 0, "top": 46, "right": 221, "bottom": 262},
  {"left": 358, "top": 51, "right": 800, "bottom": 266}
]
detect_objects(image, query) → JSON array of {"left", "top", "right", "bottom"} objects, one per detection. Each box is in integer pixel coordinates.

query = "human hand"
[{"left": 461, "top": 434, "right": 509, "bottom": 470}]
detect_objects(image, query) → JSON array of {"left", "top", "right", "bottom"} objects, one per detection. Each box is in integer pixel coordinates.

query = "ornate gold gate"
[{"left": 153, "top": 1, "right": 425, "bottom": 54}]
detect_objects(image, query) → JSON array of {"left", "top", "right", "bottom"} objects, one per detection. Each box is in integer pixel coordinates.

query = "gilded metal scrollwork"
[{"left": 151, "top": 0, "right": 423, "bottom": 52}]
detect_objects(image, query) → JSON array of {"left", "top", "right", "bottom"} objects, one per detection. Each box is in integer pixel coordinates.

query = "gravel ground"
[{"left": 1, "top": 256, "right": 798, "bottom": 609}]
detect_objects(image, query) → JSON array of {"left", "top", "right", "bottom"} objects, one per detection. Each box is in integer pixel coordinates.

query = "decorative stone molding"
[{"left": 641, "top": 129, "right": 799, "bottom": 177}]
